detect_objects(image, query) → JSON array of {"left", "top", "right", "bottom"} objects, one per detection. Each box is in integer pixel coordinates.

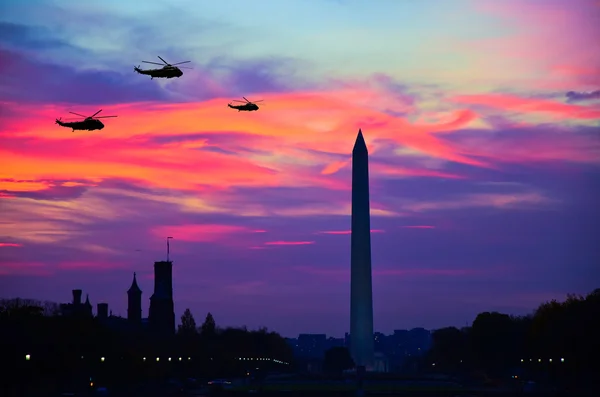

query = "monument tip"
[{"left": 353, "top": 129, "right": 367, "bottom": 152}]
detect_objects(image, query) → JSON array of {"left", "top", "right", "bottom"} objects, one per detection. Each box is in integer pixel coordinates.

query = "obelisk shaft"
[{"left": 350, "top": 129, "right": 374, "bottom": 368}]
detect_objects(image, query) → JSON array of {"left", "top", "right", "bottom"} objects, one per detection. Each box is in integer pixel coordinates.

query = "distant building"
[
  {"left": 97, "top": 303, "right": 109, "bottom": 320},
  {"left": 296, "top": 334, "right": 327, "bottom": 358},
  {"left": 149, "top": 261, "right": 175, "bottom": 335},
  {"left": 60, "top": 289, "right": 92, "bottom": 317},
  {"left": 127, "top": 272, "right": 142, "bottom": 326}
]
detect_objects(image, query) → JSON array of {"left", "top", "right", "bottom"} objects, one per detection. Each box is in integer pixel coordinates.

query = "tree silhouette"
[
  {"left": 200, "top": 312, "right": 216, "bottom": 337},
  {"left": 177, "top": 308, "right": 197, "bottom": 336},
  {"left": 323, "top": 346, "right": 354, "bottom": 375}
]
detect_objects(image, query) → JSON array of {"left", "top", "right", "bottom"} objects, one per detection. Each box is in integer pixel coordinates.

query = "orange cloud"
[
  {"left": 0, "top": 86, "right": 485, "bottom": 197},
  {"left": 0, "top": 179, "right": 51, "bottom": 192}
]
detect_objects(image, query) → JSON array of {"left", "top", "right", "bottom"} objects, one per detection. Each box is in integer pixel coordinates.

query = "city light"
[
  {"left": 521, "top": 359, "right": 524, "bottom": 362},
  {"left": 101, "top": 357, "right": 105, "bottom": 362},
  {"left": 178, "top": 357, "right": 182, "bottom": 361},
  {"left": 561, "top": 358, "right": 565, "bottom": 362},
  {"left": 168, "top": 357, "right": 171, "bottom": 361},
  {"left": 549, "top": 359, "right": 552, "bottom": 362},
  {"left": 156, "top": 357, "right": 160, "bottom": 362},
  {"left": 143, "top": 357, "right": 146, "bottom": 361},
  {"left": 25, "top": 354, "right": 30, "bottom": 361}
]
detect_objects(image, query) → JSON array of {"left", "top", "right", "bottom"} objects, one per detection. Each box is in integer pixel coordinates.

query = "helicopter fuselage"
[
  {"left": 55, "top": 118, "right": 104, "bottom": 131},
  {"left": 134, "top": 66, "right": 183, "bottom": 79},
  {"left": 228, "top": 103, "right": 259, "bottom": 112}
]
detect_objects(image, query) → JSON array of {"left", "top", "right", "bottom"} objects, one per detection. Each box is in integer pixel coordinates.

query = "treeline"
[
  {"left": 427, "top": 289, "right": 600, "bottom": 385},
  {"left": 0, "top": 299, "right": 293, "bottom": 394}
]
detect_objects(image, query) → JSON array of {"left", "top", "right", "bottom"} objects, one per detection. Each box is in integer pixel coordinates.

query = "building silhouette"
[
  {"left": 148, "top": 261, "right": 175, "bottom": 335},
  {"left": 60, "top": 289, "right": 93, "bottom": 317},
  {"left": 127, "top": 272, "right": 142, "bottom": 326},
  {"left": 97, "top": 303, "right": 109, "bottom": 320},
  {"left": 350, "top": 129, "right": 375, "bottom": 369}
]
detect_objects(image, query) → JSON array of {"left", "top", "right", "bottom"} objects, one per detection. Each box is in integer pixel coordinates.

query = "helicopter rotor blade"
[
  {"left": 171, "top": 61, "right": 191, "bottom": 65},
  {"left": 232, "top": 100, "right": 247, "bottom": 103},
  {"left": 242, "top": 97, "right": 250, "bottom": 103},
  {"left": 95, "top": 116, "right": 118, "bottom": 118},
  {"left": 68, "top": 112, "right": 87, "bottom": 118},
  {"left": 142, "top": 61, "right": 164, "bottom": 66},
  {"left": 157, "top": 56, "right": 169, "bottom": 65},
  {"left": 179, "top": 67, "right": 193, "bottom": 69},
  {"left": 91, "top": 110, "right": 103, "bottom": 118},
  {"left": 253, "top": 100, "right": 264, "bottom": 103}
]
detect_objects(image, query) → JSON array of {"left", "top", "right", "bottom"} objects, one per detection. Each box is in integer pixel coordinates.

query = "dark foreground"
[{"left": 5, "top": 380, "right": 599, "bottom": 397}]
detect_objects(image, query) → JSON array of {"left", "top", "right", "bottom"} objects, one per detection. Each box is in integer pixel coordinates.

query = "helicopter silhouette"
[
  {"left": 55, "top": 109, "right": 117, "bottom": 132},
  {"left": 227, "top": 97, "right": 264, "bottom": 112},
  {"left": 134, "top": 56, "right": 191, "bottom": 79}
]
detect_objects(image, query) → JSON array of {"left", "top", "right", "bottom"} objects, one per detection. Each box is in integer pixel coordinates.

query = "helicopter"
[
  {"left": 227, "top": 97, "right": 263, "bottom": 112},
  {"left": 55, "top": 109, "right": 117, "bottom": 132},
  {"left": 134, "top": 56, "right": 191, "bottom": 79}
]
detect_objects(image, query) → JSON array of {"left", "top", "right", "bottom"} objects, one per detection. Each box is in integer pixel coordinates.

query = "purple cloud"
[{"left": 566, "top": 90, "right": 600, "bottom": 102}]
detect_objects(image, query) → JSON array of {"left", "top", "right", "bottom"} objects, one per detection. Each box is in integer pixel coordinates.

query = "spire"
[
  {"left": 353, "top": 129, "right": 367, "bottom": 153},
  {"left": 128, "top": 272, "right": 142, "bottom": 294},
  {"left": 85, "top": 294, "right": 91, "bottom": 307}
]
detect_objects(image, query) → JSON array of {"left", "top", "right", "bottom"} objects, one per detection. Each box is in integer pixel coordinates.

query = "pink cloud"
[
  {"left": 371, "top": 163, "right": 465, "bottom": 179},
  {"left": 316, "top": 229, "right": 385, "bottom": 235},
  {"left": 469, "top": 0, "right": 600, "bottom": 89},
  {"left": 401, "top": 225, "right": 436, "bottom": 229},
  {"left": 317, "top": 230, "right": 351, "bottom": 235},
  {"left": 151, "top": 224, "right": 250, "bottom": 243},
  {"left": 264, "top": 241, "right": 315, "bottom": 246},
  {"left": 252, "top": 229, "right": 267, "bottom": 233},
  {"left": 0, "top": 242, "right": 22, "bottom": 247},
  {"left": 0, "top": 262, "right": 51, "bottom": 276},
  {"left": 452, "top": 94, "right": 600, "bottom": 120},
  {"left": 321, "top": 159, "right": 351, "bottom": 175},
  {"left": 56, "top": 261, "right": 127, "bottom": 271}
]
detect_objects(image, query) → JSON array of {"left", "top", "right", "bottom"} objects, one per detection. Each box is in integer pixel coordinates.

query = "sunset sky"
[{"left": 1, "top": 0, "right": 599, "bottom": 338}]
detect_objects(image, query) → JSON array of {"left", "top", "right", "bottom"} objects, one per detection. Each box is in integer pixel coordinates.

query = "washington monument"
[{"left": 350, "top": 129, "right": 375, "bottom": 368}]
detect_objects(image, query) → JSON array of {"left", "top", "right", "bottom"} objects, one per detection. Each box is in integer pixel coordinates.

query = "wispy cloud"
[
  {"left": 264, "top": 241, "right": 315, "bottom": 246},
  {"left": 315, "top": 229, "right": 385, "bottom": 235},
  {"left": 0, "top": 243, "right": 23, "bottom": 247}
]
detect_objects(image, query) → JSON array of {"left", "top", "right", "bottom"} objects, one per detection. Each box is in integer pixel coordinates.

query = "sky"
[{"left": 0, "top": 0, "right": 599, "bottom": 338}]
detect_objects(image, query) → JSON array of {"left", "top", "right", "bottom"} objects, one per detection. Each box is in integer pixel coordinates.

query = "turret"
[{"left": 127, "top": 272, "right": 142, "bottom": 324}]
